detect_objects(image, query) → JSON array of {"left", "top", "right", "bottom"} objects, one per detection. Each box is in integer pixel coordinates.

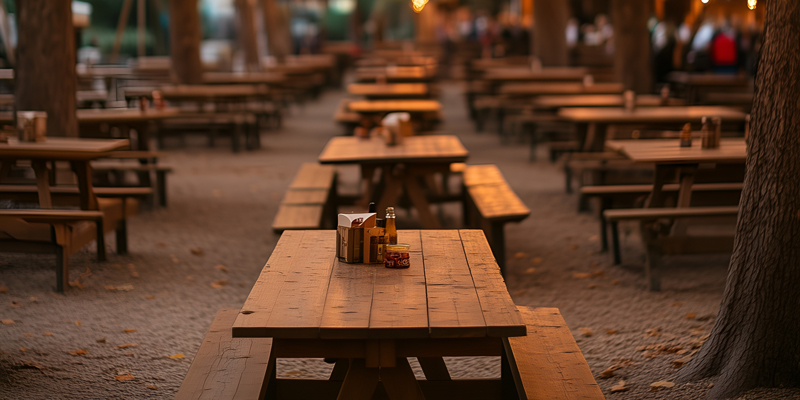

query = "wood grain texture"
[
  {"left": 288, "top": 163, "right": 337, "bottom": 189},
  {"left": 505, "top": 307, "right": 605, "bottom": 400},
  {"left": 348, "top": 83, "right": 429, "bottom": 97},
  {"left": 422, "top": 230, "right": 487, "bottom": 338},
  {"left": 559, "top": 106, "right": 747, "bottom": 124},
  {"left": 533, "top": 94, "right": 678, "bottom": 109},
  {"left": 606, "top": 138, "right": 747, "bottom": 164},
  {"left": 347, "top": 100, "right": 441, "bottom": 113},
  {"left": 0, "top": 138, "right": 130, "bottom": 160},
  {"left": 463, "top": 164, "right": 506, "bottom": 187},
  {"left": 281, "top": 189, "right": 329, "bottom": 205},
  {"left": 501, "top": 83, "right": 624, "bottom": 96},
  {"left": 460, "top": 230, "right": 526, "bottom": 337},
  {"left": 318, "top": 135, "right": 468, "bottom": 165},
  {"left": 467, "top": 184, "right": 531, "bottom": 221},
  {"left": 175, "top": 309, "right": 273, "bottom": 400},
  {"left": 271, "top": 205, "right": 324, "bottom": 231}
]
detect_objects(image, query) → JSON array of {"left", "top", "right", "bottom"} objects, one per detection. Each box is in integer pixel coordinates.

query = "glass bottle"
[{"left": 385, "top": 207, "right": 397, "bottom": 245}]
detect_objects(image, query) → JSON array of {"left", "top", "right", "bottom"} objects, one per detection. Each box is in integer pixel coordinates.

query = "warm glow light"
[
  {"left": 701, "top": 0, "right": 708, "bottom": 3},
  {"left": 411, "top": 0, "right": 428, "bottom": 13},
  {"left": 747, "top": 0, "right": 756, "bottom": 10}
]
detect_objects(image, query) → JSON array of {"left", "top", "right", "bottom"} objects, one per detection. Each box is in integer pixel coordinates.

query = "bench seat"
[
  {"left": 176, "top": 309, "right": 274, "bottom": 400},
  {"left": 272, "top": 163, "right": 337, "bottom": 233},
  {"left": 463, "top": 164, "right": 530, "bottom": 274},
  {"left": 504, "top": 306, "right": 605, "bottom": 400}
]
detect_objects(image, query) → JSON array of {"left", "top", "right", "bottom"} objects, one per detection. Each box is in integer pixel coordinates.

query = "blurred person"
[
  {"left": 566, "top": 18, "right": 579, "bottom": 48},
  {"left": 652, "top": 21, "right": 677, "bottom": 83},
  {"left": 710, "top": 21, "right": 738, "bottom": 74}
]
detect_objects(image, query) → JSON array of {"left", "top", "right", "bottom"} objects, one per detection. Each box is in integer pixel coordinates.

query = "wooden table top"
[
  {"left": 347, "top": 99, "right": 441, "bottom": 113},
  {"left": 233, "top": 230, "right": 526, "bottom": 339},
  {"left": 355, "top": 66, "right": 435, "bottom": 81},
  {"left": 158, "top": 85, "right": 266, "bottom": 98},
  {"left": 318, "top": 135, "right": 468, "bottom": 165},
  {"left": 0, "top": 137, "right": 130, "bottom": 160},
  {"left": 558, "top": 106, "right": 748, "bottom": 124},
  {"left": 76, "top": 107, "right": 181, "bottom": 123},
  {"left": 483, "top": 67, "right": 588, "bottom": 81},
  {"left": 347, "top": 83, "right": 429, "bottom": 97},
  {"left": 606, "top": 138, "right": 747, "bottom": 164},
  {"left": 203, "top": 72, "right": 286, "bottom": 84},
  {"left": 500, "top": 82, "right": 624, "bottom": 96},
  {"left": 533, "top": 94, "right": 681, "bottom": 109},
  {"left": 667, "top": 72, "right": 750, "bottom": 86}
]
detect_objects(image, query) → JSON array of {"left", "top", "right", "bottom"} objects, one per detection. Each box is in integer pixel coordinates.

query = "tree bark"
[
  {"left": 677, "top": 2, "right": 800, "bottom": 399},
  {"left": 14, "top": 0, "right": 78, "bottom": 138},
  {"left": 168, "top": 0, "right": 203, "bottom": 84},
  {"left": 532, "top": 0, "right": 570, "bottom": 66},
  {"left": 611, "top": 0, "right": 653, "bottom": 93},
  {"left": 235, "top": 0, "right": 260, "bottom": 71},
  {"left": 261, "top": 0, "right": 292, "bottom": 63}
]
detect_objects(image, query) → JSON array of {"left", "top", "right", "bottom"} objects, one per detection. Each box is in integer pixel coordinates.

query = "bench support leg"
[
  {"left": 56, "top": 245, "right": 68, "bottom": 293},
  {"left": 157, "top": 170, "right": 168, "bottom": 207},
  {"left": 116, "top": 220, "right": 128, "bottom": 255},
  {"left": 380, "top": 358, "right": 426, "bottom": 400},
  {"left": 418, "top": 357, "right": 451, "bottom": 381},
  {"left": 610, "top": 221, "right": 621, "bottom": 265},
  {"left": 500, "top": 344, "right": 519, "bottom": 400},
  {"left": 336, "top": 358, "right": 378, "bottom": 400},
  {"left": 642, "top": 223, "right": 663, "bottom": 291},
  {"left": 487, "top": 222, "right": 506, "bottom": 276}
]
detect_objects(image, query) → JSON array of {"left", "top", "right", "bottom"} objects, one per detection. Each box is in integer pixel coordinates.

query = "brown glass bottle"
[{"left": 385, "top": 207, "right": 397, "bottom": 245}]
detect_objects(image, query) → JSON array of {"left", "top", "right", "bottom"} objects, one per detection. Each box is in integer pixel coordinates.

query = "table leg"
[
  {"left": 644, "top": 165, "right": 676, "bottom": 209},
  {"left": 329, "top": 359, "right": 350, "bottom": 381},
  {"left": 358, "top": 165, "right": 378, "bottom": 207},
  {"left": 377, "top": 168, "right": 404, "bottom": 215},
  {"left": 336, "top": 358, "right": 379, "bottom": 400},
  {"left": 380, "top": 358, "right": 426, "bottom": 400},
  {"left": 31, "top": 160, "right": 53, "bottom": 209},
  {"left": 417, "top": 357, "right": 451, "bottom": 381},
  {"left": 70, "top": 161, "right": 97, "bottom": 210},
  {"left": 402, "top": 173, "right": 441, "bottom": 229}
]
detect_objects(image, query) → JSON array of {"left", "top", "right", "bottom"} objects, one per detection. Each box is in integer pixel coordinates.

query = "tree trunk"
[
  {"left": 677, "top": 2, "right": 800, "bottom": 399},
  {"left": 14, "top": 0, "right": 77, "bottom": 138},
  {"left": 235, "top": 0, "right": 260, "bottom": 71},
  {"left": 611, "top": 0, "right": 653, "bottom": 93},
  {"left": 261, "top": 0, "right": 292, "bottom": 63},
  {"left": 168, "top": 0, "right": 203, "bottom": 84},
  {"left": 532, "top": 0, "right": 570, "bottom": 66}
]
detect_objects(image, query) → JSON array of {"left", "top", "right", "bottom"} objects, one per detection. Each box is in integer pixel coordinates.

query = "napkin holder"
[{"left": 336, "top": 213, "right": 376, "bottom": 263}]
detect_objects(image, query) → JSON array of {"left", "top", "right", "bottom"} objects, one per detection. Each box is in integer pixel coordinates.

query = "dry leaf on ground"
[
  {"left": 24, "top": 333, "right": 34, "bottom": 337},
  {"left": 572, "top": 272, "right": 592, "bottom": 279},
  {"left": 147, "top": 386, "right": 157, "bottom": 390},
  {"left": 145, "top": 295, "right": 155, "bottom": 300},
  {"left": 115, "top": 374, "right": 135, "bottom": 382},
  {"left": 68, "top": 349, "right": 88, "bottom": 356},
  {"left": 610, "top": 380, "right": 630, "bottom": 393},
  {"left": 610, "top": 279, "right": 620, "bottom": 285},
  {"left": 68, "top": 281, "right": 86, "bottom": 289},
  {"left": 190, "top": 248, "right": 204, "bottom": 256},
  {"left": 97, "top": 338, "right": 106, "bottom": 343},
  {"left": 156, "top": 242, "right": 167, "bottom": 248},
  {"left": 19, "top": 347, "right": 26, "bottom": 352},
  {"left": 569, "top": 244, "right": 579, "bottom": 250},
  {"left": 579, "top": 327, "right": 593, "bottom": 337},
  {"left": 524, "top": 267, "right": 537, "bottom": 275},
  {"left": 646, "top": 328, "right": 661, "bottom": 337},
  {"left": 43, "top": 332, "right": 52, "bottom": 336},
  {"left": 75, "top": 320, "right": 82, "bottom": 326},
  {"left": 20, "top": 362, "right": 44, "bottom": 370},
  {"left": 685, "top": 312, "right": 696, "bottom": 320},
  {"left": 531, "top": 257, "right": 543, "bottom": 264},
  {"left": 168, "top": 354, "right": 184, "bottom": 359},
  {"left": 672, "top": 302, "right": 684, "bottom": 307},
  {"left": 170, "top": 255, "right": 179, "bottom": 264},
  {"left": 2, "top": 319, "right": 15, "bottom": 325},
  {"left": 673, "top": 358, "right": 690, "bottom": 368},
  {"left": 0, "top": 285, "right": 7, "bottom": 293},
  {"left": 606, "top": 329, "right": 618, "bottom": 335},
  {"left": 124, "top": 329, "right": 136, "bottom": 333},
  {"left": 513, "top": 252, "right": 528, "bottom": 259},
  {"left": 117, "top": 344, "right": 138, "bottom": 349},
  {"left": 587, "top": 284, "right": 598, "bottom": 289},
  {"left": 125, "top": 352, "right": 134, "bottom": 356},
  {"left": 599, "top": 366, "right": 620, "bottom": 379},
  {"left": 215, "top": 265, "right": 228, "bottom": 273},
  {"left": 210, "top": 280, "right": 228, "bottom": 289},
  {"left": 650, "top": 381, "right": 675, "bottom": 392},
  {"left": 29, "top": 297, "right": 38, "bottom": 303}
]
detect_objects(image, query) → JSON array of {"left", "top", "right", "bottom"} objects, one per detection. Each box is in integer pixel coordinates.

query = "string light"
[
  {"left": 701, "top": 0, "right": 708, "bottom": 3},
  {"left": 411, "top": 0, "right": 428, "bottom": 13},
  {"left": 747, "top": 0, "right": 756, "bottom": 10}
]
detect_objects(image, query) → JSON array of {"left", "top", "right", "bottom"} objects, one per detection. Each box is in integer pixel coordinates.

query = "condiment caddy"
[{"left": 335, "top": 203, "right": 410, "bottom": 268}]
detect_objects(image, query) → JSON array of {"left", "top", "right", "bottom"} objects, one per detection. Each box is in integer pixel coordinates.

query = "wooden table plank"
[
  {"left": 233, "top": 231, "right": 336, "bottom": 338},
  {"left": 318, "top": 136, "right": 468, "bottom": 165},
  {"left": 558, "top": 106, "right": 748, "bottom": 124},
  {"left": 348, "top": 83, "right": 429, "bottom": 97},
  {"left": 606, "top": 138, "right": 747, "bottom": 164},
  {"left": 347, "top": 100, "right": 441, "bottom": 114},
  {"left": 368, "top": 230, "right": 430, "bottom": 338},
  {"left": 500, "top": 82, "right": 624, "bottom": 96},
  {"left": 459, "top": 230, "right": 526, "bottom": 337},
  {"left": 318, "top": 259, "right": 377, "bottom": 339},
  {"left": 422, "top": 230, "right": 487, "bottom": 338},
  {"left": 0, "top": 137, "right": 130, "bottom": 160}
]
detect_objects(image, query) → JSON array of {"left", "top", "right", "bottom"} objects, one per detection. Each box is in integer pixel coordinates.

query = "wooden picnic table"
[
  {"left": 500, "top": 82, "right": 624, "bottom": 96},
  {"left": 318, "top": 135, "right": 468, "bottom": 229},
  {"left": 203, "top": 72, "right": 286, "bottom": 85},
  {"left": 482, "top": 67, "right": 588, "bottom": 82},
  {"left": 0, "top": 137, "right": 129, "bottom": 210},
  {"left": 346, "top": 99, "right": 441, "bottom": 114},
  {"left": 347, "top": 83, "right": 429, "bottom": 99},
  {"left": 558, "top": 106, "right": 748, "bottom": 151},
  {"left": 355, "top": 66, "right": 437, "bottom": 83},
  {"left": 667, "top": 72, "right": 751, "bottom": 104},
  {"left": 233, "top": 229, "right": 526, "bottom": 400},
  {"left": 532, "top": 94, "right": 683, "bottom": 110}
]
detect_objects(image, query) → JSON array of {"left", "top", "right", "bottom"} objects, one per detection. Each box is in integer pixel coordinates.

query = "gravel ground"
[{"left": 1, "top": 82, "right": 799, "bottom": 399}]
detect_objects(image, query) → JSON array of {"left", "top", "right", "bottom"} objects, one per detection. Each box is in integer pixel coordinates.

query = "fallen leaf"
[
  {"left": 672, "top": 302, "right": 684, "bottom": 307},
  {"left": 190, "top": 248, "right": 204, "bottom": 256},
  {"left": 685, "top": 312, "right": 696, "bottom": 320},
  {"left": 610, "top": 380, "right": 630, "bottom": 393},
  {"left": 569, "top": 244, "right": 579, "bottom": 250},
  {"left": 2, "top": 319, "right": 15, "bottom": 325},
  {"left": 284, "top": 370, "right": 301, "bottom": 376},
  {"left": 210, "top": 280, "right": 228, "bottom": 289},
  {"left": 170, "top": 255, "right": 179, "bottom": 264},
  {"left": 676, "top": 349, "right": 689, "bottom": 355},
  {"left": 650, "top": 381, "right": 675, "bottom": 392},
  {"left": 599, "top": 366, "right": 620, "bottom": 379},
  {"left": 43, "top": 332, "right": 52, "bottom": 336},
  {"left": 513, "top": 252, "right": 528, "bottom": 260},
  {"left": 572, "top": 272, "right": 592, "bottom": 279},
  {"left": 579, "top": 327, "right": 593, "bottom": 337},
  {"left": 125, "top": 352, "right": 134, "bottom": 356},
  {"left": 168, "top": 354, "right": 184, "bottom": 359},
  {"left": 644, "top": 352, "right": 658, "bottom": 359},
  {"left": 29, "top": 297, "right": 38, "bottom": 303},
  {"left": 19, "top": 347, "right": 27, "bottom": 352},
  {"left": 610, "top": 279, "right": 620, "bottom": 285},
  {"left": 20, "top": 362, "right": 44, "bottom": 370},
  {"left": 590, "top": 270, "right": 605, "bottom": 278},
  {"left": 673, "top": 358, "right": 690, "bottom": 368},
  {"left": 145, "top": 295, "right": 155, "bottom": 300},
  {"left": 524, "top": 267, "right": 537, "bottom": 274},
  {"left": 117, "top": 344, "right": 139, "bottom": 349},
  {"left": 147, "top": 386, "right": 157, "bottom": 390},
  {"left": 75, "top": 320, "right": 82, "bottom": 326},
  {"left": 606, "top": 329, "right": 618, "bottom": 335},
  {"left": 97, "top": 338, "right": 106, "bottom": 343},
  {"left": 24, "top": 333, "right": 34, "bottom": 337},
  {"left": 588, "top": 235, "right": 599, "bottom": 242},
  {"left": 131, "top": 272, "right": 139, "bottom": 278},
  {"left": 11, "top": 301, "right": 21, "bottom": 307},
  {"left": 531, "top": 257, "right": 543, "bottom": 265},
  {"left": 587, "top": 284, "right": 598, "bottom": 289},
  {"left": 124, "top": 329, "right": 136, "bottom": 333},
  {"left": 0, "top": 285, "right": 7, "bottom": 293},
  {"left": 115, "top": 374, "right": 135, "bottom": 382},
  {"left": 215, "top": 265, "right": 228, "bottom": 273},
  {"left": 186, "top": 276, "right": 194, "bottom": 281},
  {"left": 696, "top": 315, "right": 714, "bottom": 322},
  {"left": 68, "top": 281, "right": 86, "bottom": 289},
  {"left": 646, "top": 328, "right": 661, "bottom": 337},
  {"left": 69, "top": 349, "right": 88, "bottom": 356},
  {"left": 112, "top": 264, "right": 122, "bottom": 269}
]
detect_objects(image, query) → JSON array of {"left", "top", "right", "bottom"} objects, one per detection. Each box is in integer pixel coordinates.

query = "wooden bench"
[
  {"left": 176, "top": 309, "right": 274, "bottom": 400},
  {"left": 581, "top": 182, "right": 743, "bottom": 262},
  {"left": 333, "top": 99, "right": 362, "bottom": 134},
  {"left": 604, "top": 206, "right": 739, "bottom": 291},
  {"left": 158, "top": 112, "right": 260, "bottom": 152},
  {"left": 463, "top": 164, "right": 530, "bottom": 274},
  {"left": 504, "top": 306, "right": 605, "bottom": 400},
  {"left": 92, "top": 162, "right": 172, "bottom": 207},
  {"left": 272, "top": 163, "right": 337, "bottom": 233}
]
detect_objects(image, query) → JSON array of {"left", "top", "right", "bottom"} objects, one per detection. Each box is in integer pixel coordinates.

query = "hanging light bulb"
[
  {"left": 747, "top": 0, "right": 756, "bottom": 10},
  {"left": 701, "top": 0, "right": 709, "bottom": 4},
  {"left": 411, "top": 0, "right": 428, "bottom": 13}
]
